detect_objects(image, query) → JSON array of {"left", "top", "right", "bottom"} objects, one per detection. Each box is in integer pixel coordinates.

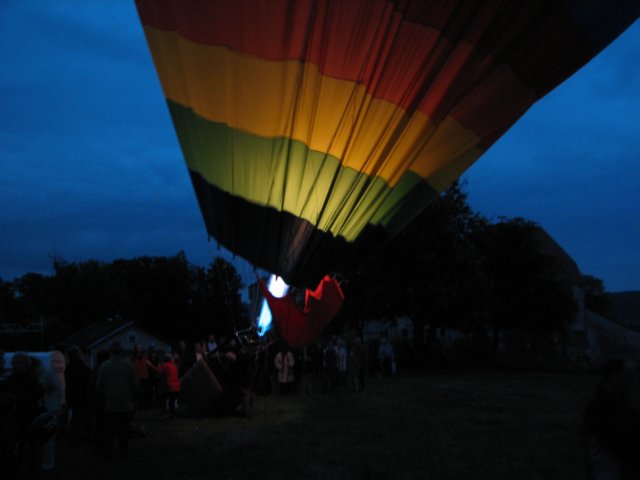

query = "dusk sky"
[{"left": 1, "top": 1, "right": 639, "bottom": 293}]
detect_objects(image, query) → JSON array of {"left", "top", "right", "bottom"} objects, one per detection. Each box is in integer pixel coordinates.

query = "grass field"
[{"left": 55, "top": 372, "right": 600, "bottom": 480}]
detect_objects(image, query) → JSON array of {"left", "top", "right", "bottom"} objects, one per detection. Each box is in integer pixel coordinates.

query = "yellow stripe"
[
  {"left": 144, "top": 26, "right": 482, "bottom": 190},
  {"left": 405, "top": 116, "right": 482, "bottom": 190}
]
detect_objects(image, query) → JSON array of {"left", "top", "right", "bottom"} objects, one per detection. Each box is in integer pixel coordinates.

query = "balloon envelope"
[{"left": 136, "top": 0, "right": 639, "bottom": 288}]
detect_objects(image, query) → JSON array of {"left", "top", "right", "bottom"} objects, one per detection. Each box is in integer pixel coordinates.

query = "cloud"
[
  {"left": 0, "top": 1, "right": 194, "bottom": 279},
  {"left": 0, "top": 3, "right": 638, "bottom": 294}
]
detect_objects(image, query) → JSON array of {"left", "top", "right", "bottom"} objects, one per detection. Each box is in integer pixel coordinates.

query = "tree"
[
  {"left": 582, "top": 275, "right": 613, "bottom": 317},
  {"left": 343, "top": 186, "right": 578, "bottom": 367},
  {"left": 12, "top": 272, "right": 54, "bottom": 322},
  {"left": 50, "top": 258, "right": 115, "bottom": 330},
  {"left": 477, "top": 218, "right": 577, "bottom": 359},
  {"left": 344, "top": 181, "right": 488, "bottom": 355},
  {"left": 200, "top": 257, "right": 248, "bottom": 337},
  {"left": 4, "top": 252, "right": 250, "bottom": 347},
  {"left": 107, "top": 252, "right": 200, "bottom": 342},
  {"left": 0, "top": 278, "right": 16, "bottom": 322}
]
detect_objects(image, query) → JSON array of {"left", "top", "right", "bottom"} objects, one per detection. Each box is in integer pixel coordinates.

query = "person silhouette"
[{"left": 583, "top": 358, "right": 640, "bottom": 480}]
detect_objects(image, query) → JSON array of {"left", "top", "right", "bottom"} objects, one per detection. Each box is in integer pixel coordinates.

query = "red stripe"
[{"left": 134, "top": 0, "right": 617, "bottom": 146}]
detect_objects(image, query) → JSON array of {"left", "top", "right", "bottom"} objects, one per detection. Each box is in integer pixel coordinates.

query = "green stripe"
[{"left": 169, "top": 101, "right": 437, "bottom": 241}]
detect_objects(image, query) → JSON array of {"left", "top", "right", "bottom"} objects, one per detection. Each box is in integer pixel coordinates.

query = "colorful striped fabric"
[
  {"left": 136, "top": 0, "right": 639, "bottom": 287},
  {"left": 259, "top": 275, "right": 345, "bottom": 348}
]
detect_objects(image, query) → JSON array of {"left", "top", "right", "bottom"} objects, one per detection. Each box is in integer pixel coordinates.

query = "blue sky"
[{"left": 1, "top": 1, "right": 638, "bottom": 292}]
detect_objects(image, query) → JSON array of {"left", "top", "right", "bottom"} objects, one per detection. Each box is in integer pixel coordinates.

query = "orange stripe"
[{"left": 144, "top": 26, "right": 487, "bottom": 190}]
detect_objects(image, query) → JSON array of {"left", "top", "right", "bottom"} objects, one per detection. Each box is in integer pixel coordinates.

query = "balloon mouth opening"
[{"left": 256, "top": 275, "right": 289, "bottom": 336}]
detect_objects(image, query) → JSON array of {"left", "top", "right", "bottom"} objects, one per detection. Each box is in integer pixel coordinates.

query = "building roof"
[
  {"left": 62, "top": 318, "right": 135, "bottom": 349},
  {"left": 534, "top": 227, "right": 583, "bottom": 286}
]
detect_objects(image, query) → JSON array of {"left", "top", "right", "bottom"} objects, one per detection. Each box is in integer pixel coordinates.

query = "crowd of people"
[
  {"left": 0, "top": 333, "right": 399, "bottom": 477},
  {"left": 0, "top": 335, "right": 224, "bottom": 478},
  {"left": 3, "top": 336, "right": 639, "bottom": 479},
  {"left": 271, "top": 335, "right": 397, "bottom": 396}
]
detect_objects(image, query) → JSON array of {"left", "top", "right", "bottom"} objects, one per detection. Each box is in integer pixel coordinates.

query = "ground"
[{"left": 55, "top": 372, "right": 600, "bottom": 480}]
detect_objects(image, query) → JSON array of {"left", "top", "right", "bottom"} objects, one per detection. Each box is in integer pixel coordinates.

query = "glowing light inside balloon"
[{"left": 257, "top": 275, "right": 289, "bottom": 336}]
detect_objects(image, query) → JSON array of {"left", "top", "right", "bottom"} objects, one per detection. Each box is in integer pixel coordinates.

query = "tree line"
[
  {"left": 0, "top": 254, "right": 248, "bottom": 350},
  {"left": 1, "top": 182, "right": 611, "bottom": 361},
  {"left": 339, "top": 182, "right": 611, "bottom": 366}
]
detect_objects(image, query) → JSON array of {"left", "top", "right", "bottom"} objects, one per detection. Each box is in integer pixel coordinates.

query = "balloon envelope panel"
[{"left": 136, "top": 0, "right": 639, "bottom": 287}]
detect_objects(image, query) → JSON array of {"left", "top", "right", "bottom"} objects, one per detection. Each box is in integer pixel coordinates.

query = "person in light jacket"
[{"left": 274, "top": 348, "right": 295, "bottom": 395}]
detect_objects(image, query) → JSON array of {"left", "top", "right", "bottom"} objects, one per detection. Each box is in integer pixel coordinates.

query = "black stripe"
[{"left": 189, "top": 170, "right": 392, "bottom": 289}]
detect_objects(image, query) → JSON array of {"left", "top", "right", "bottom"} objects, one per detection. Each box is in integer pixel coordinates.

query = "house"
[
  {"left": 583, "top": 310, "right": 640, "bottom": 366},
  {"left": 361, "top": 316, "right": 414, "bottom": 343},
  {"left": 61, "top": 317, "right": 172, "bottom": 368},
  {"left": 534, "top": 227, "right": 640, "bottom": 367},
  {"left": 358, "top": 227, "right": 640, "bottom": 368}
]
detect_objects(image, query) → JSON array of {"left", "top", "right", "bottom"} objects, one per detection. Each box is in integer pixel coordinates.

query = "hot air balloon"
[{"left": 135, "top": 0, "right": 639, "bottom": 345}]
